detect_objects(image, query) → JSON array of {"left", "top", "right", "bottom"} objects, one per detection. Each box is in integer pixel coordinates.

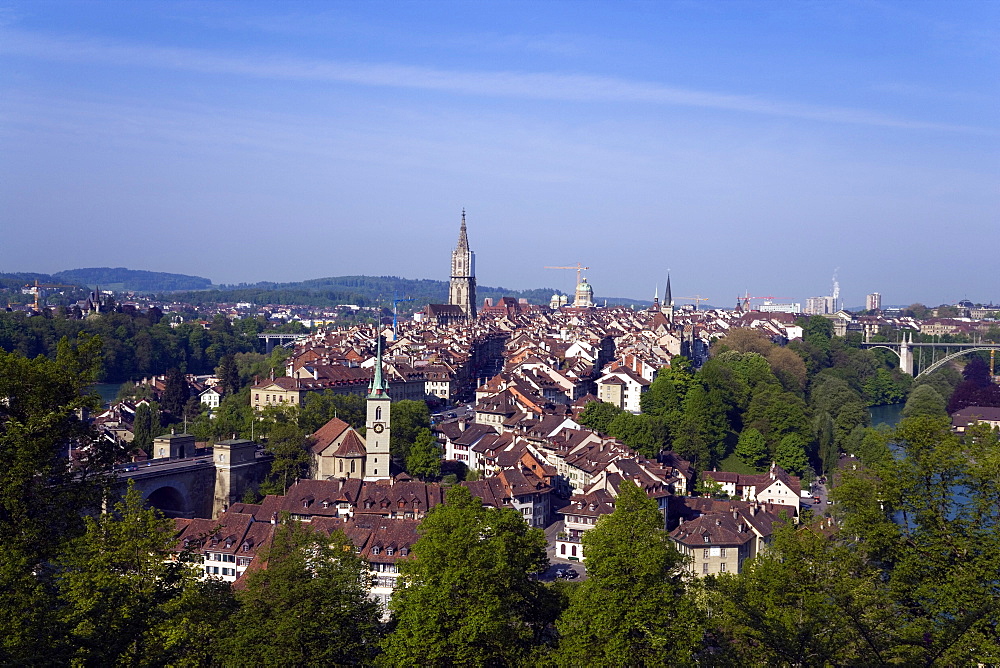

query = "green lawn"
[{"left": 717, "top": 452, "right": 764, "bottom": 475}]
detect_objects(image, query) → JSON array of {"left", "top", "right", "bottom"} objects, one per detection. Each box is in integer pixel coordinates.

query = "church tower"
[
  {"left": 448, "top": 210, "right": 477, "bottom": 319},
  {"left": 662, "top": 273, "right": 674, "bottom": 324},
  {"left": 364, "top": 333, "right": 391, "bottom": 481}
]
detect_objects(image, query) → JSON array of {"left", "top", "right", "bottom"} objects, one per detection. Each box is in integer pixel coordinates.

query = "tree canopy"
[
  {"left": 555, "top": 481, "right": 703, "bottom": 665},
  {"left": 382, "top": 485, "right": 553, "bottom": 666}
]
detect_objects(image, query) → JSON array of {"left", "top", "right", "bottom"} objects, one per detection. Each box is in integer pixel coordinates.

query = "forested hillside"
[
  {"left": 54, "top": 267, "right": 213, "bottom": 292},
  {"left": 165, "top": 275, "right": 565, "bottom": 308}
]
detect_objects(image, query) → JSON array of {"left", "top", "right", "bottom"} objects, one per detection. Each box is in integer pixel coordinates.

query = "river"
[
  {"left": 869, "top": 403, "right": 904, "bottom": 429},
  {"left": 92, "top": 382, "right": 124, "bottom": 407}
]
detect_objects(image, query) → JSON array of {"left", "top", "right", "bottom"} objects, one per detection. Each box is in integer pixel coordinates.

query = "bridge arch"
[
  {"left": 145, "top": 485, "right": 188, "bottom": 518},
  {"left": 864, "top": 344, "right": 901, "bottom": 361},
  {"left": 918, "top": 347, "right": 997, "bottom": 378}
]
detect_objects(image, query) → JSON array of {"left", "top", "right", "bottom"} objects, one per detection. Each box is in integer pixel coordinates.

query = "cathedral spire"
[
  {"left": 449, "top": 209, "right": 477, "bottom": 319},
  {"left": 457, "top": 208, "right": 469, "bottom": 251}
]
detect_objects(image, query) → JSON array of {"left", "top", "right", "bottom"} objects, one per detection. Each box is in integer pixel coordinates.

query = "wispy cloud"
[{"left": 0, "top": 28, "right": 988, "bottom": 135}]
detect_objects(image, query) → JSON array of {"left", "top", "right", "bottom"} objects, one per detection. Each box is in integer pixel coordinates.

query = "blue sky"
[{"left": 1, "top": 1, "right": 997, "bottom": 307}]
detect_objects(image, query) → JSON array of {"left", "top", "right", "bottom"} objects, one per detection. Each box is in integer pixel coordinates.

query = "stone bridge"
[{"left": 116, "top": 434, "right": 272, "bottom": 519}]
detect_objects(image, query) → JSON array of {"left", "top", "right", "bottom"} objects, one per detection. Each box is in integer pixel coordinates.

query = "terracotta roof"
[
  {"left": 334, "top": 430, "right": 367, "bottom": 457},
  {"left": 310, "top": 417, "right": 351, "bottom": 454}
]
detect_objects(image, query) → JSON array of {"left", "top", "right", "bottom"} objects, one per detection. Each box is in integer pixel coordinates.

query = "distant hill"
[
  {"left": 54, "top": 267, "right": 213, "bottom": 293},
  {"left": 3, "top": 267, "right": 650, "bottom": 309},
  {"left": 0, "top": 272, "right": 66, "bottom": 289},
  {"left": 164, "top": 274, "right": 650, "bottom": 309},
  {"left": 165, "top": 275, "right": 558, "bottom": 308}
]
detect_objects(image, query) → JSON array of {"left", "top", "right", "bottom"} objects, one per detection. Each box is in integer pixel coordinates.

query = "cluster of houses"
[
  {"left": 167, "top": 301, "right": 813, "bottom": 608},
  {"left": 155, "top": 292, "right": 1000, "bottom": 608}
]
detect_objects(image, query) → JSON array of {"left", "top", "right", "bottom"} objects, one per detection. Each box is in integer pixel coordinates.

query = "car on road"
[{"left": 555, "top": 566, "right": 578, "bottom": 580}]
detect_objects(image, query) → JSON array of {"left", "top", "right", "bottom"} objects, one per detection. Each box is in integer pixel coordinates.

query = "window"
[
  {"left": 703, "top": 535, "right": 709, "bottom": 543},
  {"left": 702, "top": 562, "right": 709, "bottom": 574},
  {"left": 720, "top": 562, "right": 727, "bottom": 572},
  {"left": 703, "top": 548, "right": 710, "bottom": 559},
  {"left": 375, "top": 406, "right": 382, "bottom": 420},
  {"left": 339, "top": 460, "right": 343, "bottom": 473},
  {"left": 560, "top": 544, "right": 566, "bottom": 555},
  {"left": 720, "top": 547, "right": 727, "bottom": 558},
  {"left": 351, "top": 460, "right": 356, "bottom": 473}
]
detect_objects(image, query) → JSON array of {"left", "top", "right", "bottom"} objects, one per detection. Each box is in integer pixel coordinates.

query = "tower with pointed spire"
[
  {"left": 662, "top": 273, "right": 674, "bottom": 324},
  {"left": 364, "top": 332, "right": 391, "bottom": 480},
  {"left": 448, "top": 209, "right": 477, "bottom": 319}
]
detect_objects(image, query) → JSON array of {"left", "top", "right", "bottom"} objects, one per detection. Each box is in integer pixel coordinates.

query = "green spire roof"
[{"left": 368, "top": 332, "right": 389, "bottom": 398}]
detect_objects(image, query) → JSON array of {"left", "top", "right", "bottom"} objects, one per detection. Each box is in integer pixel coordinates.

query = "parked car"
[{"left": 555, "top": 566, "right": 578, "bottom": 579}]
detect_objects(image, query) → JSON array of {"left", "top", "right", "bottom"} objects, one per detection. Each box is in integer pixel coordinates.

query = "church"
[
  {"left": 425, "top": 210, "right": 477, "bottom": 324},
  {"left": 310, "top": 336, "right": 393, "bottom": 481}
]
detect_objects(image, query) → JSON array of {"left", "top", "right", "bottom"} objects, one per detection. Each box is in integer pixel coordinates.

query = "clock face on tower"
[{"left": 372, "top": 423, "right": 385, "bottom": 433}]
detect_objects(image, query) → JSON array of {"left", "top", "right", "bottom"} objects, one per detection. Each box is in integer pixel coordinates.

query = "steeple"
[
  {"left": 368, "top": 332, "right": 389, "bottom": 398},
  {"left": 449, "top": 209, "right": 477, "bottom": 319},
  {"left": 457, "top": 208, "right": 469, "bottom": 251},
  {"left": 663, "top": 273, "right": 674, "bottom": 324}
]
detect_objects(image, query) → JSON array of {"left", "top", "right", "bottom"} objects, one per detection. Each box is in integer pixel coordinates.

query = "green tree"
[
  {"left": 577, "top": 399, "right": 624, "bottom": 434},
  {"left": 640, "top": 357, "right": 693, "bottom": 417},
  {"left": 773, "top": 433, "right": 809, "bottom": 475},
  {"left": 710, "top": 522, "right": 876, "bottom": 665},
  {"left": 745, "top": 383, "right": 810, "bottom": 451},
  {"left": 831, "top": 416, "right": 1000, "bottom": 663},
  {"left": 606, "top": 412, "right": 669, "bottom": 458},
  {"left": 406, "top": 427, "right": 442, "bottom": 481},
  {"left": 211, "top": 386, "right": 253, "bottom": 440},
  {"left": 555, "top": 481, "right": 703, "bottom": 665},
  {"left": 260, "top": 419, "right": 311, "bottom": 495},
  {"left": 0, "top": 339, "right": 109, "bottom": 664},
  {"left": 862, "top": 367, "right": 907, "bottom": 406},
  {"left": 161, "top": 367, "right": 189, "bottom": 416},
  {"left": 672, "top": 413, "right": 710, "bottom": 466},
  {"left": 902, "top": 383, "right": 947, "bottom": 419},
  {"left": 217, "top": 354, "right": 241, "bottom": 396},
  {"left": 382, "top": 485, "right": 552, "bottom": 666},
  {"left": 218, "top": 518, "right": 380, "bottom": 666},
  {"left": 56, "top": 482, "right": 236, "bottom": 666},
  {"left": 735, "top": 427, "right": 769, "bottom": 470},
  {"left": 681, "top": 381, "right": 731, "bottom": 465},
  {"left": 390, "top": 399, "right": 431, "bottom": 466},
  {"left": 131, "top": 401, "right": 161, "bottom": 454},
  {"left": 298, "top": 390, "right": 367, "bottom": 433}
]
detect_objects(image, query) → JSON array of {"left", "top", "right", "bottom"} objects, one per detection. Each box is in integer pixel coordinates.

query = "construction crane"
[
  {"left": 544, "top": 263, "right": 590, "bottom": 289},
  {"left": 680, "top": 295, "right": 710, "bottom": 311},
  {"left": 391, "top": 293, "right": 415, "bottom": 341},
  {"left": 25, "top": 279, "right": 78, "bottom": 311},
  {"left": 737, "top": 292, "right": 792, "bottom": 311}
]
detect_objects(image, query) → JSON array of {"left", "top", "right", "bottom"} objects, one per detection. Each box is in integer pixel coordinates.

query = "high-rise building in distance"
[{"left": 866, "top": 292, "right": 882, "bottom": 311}]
